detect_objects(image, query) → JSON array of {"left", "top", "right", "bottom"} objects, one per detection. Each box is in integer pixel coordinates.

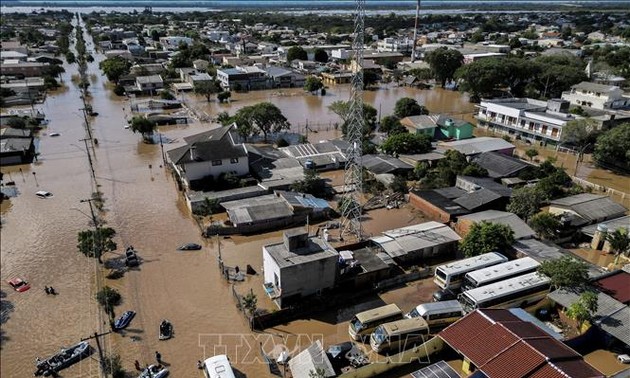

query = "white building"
[
  {"left": 159, "top": 36, "right": 194, "bottom": 51},
  {"left": 263, "top": 229, "right": 339, "bottom": 308},
  {"left": 376, "top": 37, "right": 414, "bottom": 53},
  {"left": 476, "top": 98, "right": 579, "bottom": 144},
  {"left": 166, "top": 124, "right": 249, "bottom": 188},
  {"left": 561, "top": 82, "right": 630, "bottom": 110}
]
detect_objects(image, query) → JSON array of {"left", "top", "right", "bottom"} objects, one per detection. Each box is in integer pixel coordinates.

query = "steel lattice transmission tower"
[{"left": 341, "top": 0, "right": 365, "bottom": 240}]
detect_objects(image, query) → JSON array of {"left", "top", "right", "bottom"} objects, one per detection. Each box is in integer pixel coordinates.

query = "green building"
[{"left": 400, "top": 114, "right": 473, "bottom": 141}]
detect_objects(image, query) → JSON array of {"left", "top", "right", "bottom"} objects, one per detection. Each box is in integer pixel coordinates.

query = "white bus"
[
  {"left": 460, "top": 257, "right": 541, "bottom": 292},
  {"left": 348, "top": 303, "right": 403, "bottom": 341},
  {"left": 433, "top": 252, "right": 508, "bottom": 290},
  {"left": 203, "top": 355, "right": 235, "bottom": 378},
  {"left": 370, "top": 317, "right": 430, "bottom": 353},
  {"left": 458, "top": 272, "right": 551, "bottom": 313},
  {"left": 405, "top": 300, "right": 464, "bottom": 329}
]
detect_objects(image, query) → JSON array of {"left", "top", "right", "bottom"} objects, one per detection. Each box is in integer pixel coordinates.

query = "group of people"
[
  {"left": 133, "top": 351, "right": 163, "bottom": 372},
  {"left": 44, "top": 286, "right": 57, "bottom": 295}
]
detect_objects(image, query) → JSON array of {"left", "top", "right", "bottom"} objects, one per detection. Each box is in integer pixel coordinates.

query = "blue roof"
[{"left": 296, "top": 197, "right": 329, "bottom": 209}]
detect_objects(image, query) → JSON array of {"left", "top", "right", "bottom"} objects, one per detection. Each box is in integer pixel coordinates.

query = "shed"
[{"left": 455, "top": 210, "right": 535, "bottom": 240}]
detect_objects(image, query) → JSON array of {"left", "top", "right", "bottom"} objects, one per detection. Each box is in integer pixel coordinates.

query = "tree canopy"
[
  {"left": 606, "top": 227, "right": 630, "bottom": 265},
  {"left": 379, "top": 115, "right": 407, "bottom": 136},
  {"left": 287, "top": 46, "right": 307, "bottom": 62},
  {"left": 506, "top": 186, "right": 545, "bottom": 221},
  {"left": 304, "top": 76, "right": 324, "bottom": 93},
  {"left": 329, "top": 100, "right": 377, "bottom": 137},
  {"left": 99, "top": 57, "right": 131, "bottom": 84},
  {"left": 529, "top": 212, "right": 562, "bottom": 240},
  {"left": 561, "top": 118, "right": 599, "bottom": 150},
  {"left": 290, "top": 169, "right": 326, "bottom": 197},
  {"left": 194, "top": 80, "right": 221, "bottom": 102},
  {"left": 459, "top": 221, "right": 515, "bottom": 258},
  {"left": 313, "top": 48, "right": 329, "bottom": 63},
  {"left": 129, "top": 116, "right": 157, "bottom": 140},
  {"left": 593, "top": 123, "right": 630, "bottom": 173},
  {"left": 537, "top": 256, "right": 589, "bottom": 289},
  {"left": 425, "top": 48, "right": 464, "bottom": 87},
  {"left": 381, "top": 133, "right": 431, "bottom": 156},
  {"left": 232, "top": 102, "right": 290, "bottom": 141},
  {"left": 77, "top": 227, "right": 117, "bottom": 263},
  {"left": 566, "top": 291, "right": 599, "bottom": 331},
  {"left": 393, "top": 97, "right": 429, "bottom": 118}
]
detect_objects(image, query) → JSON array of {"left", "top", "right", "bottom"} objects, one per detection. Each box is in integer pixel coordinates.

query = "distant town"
[{"left": 1, "top": 4, "right": 629, "bottom": 378}]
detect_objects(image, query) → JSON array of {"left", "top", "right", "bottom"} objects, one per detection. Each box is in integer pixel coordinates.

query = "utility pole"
[
  {"left": 81, "top": 331, "right": 111, "bottom": 377},
  {"left": 80, "top": 106, "right": 94, "bottom": 142},
  {"left": 80, "top": 138, "right": 97, "bottom": 183},
  {"left": 159, "top": 133, "right": 166, "bottom": 164},
  {"left": 411, "top": 0, "right": 421, "bottom": 63}
]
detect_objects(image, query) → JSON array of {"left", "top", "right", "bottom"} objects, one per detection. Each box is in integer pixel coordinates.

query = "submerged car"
[
  {"left": 8, "top": 277, "right": 31, "bottom": 292},
  {"left": 35, "top": 191, "right": 53, "bottom": 199},
  {"left": 177, "top": 243, "right": 202, "bottom": 251}
]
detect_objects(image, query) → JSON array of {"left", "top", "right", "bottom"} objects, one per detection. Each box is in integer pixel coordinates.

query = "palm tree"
[{"left": 606, "top": 227, "right": 630, "bottom": 266}]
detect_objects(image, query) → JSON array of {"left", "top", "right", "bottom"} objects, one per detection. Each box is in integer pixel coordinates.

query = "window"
[
  {"left": 212, "top": 160, "right": 222, "bottom": 166},
  {"left": 230, "top": 158, "right": 239, "bottom": 164},
  {"left": 551, "top": 128, "right": 559, "bottom": 137}
]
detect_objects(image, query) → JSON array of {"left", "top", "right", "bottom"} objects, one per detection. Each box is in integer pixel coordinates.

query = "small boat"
[
  {"left": 138, "top": 364, "right": 169, "bottom": 378},
  {"left": 159, "top": 319, "right": 173, "bottom": 340},
  {"left": 113, "top": 310, "right": 136, "bottom": 330},
  {"left": 34, "top": 341, "right": 92, "bottom": 376}
]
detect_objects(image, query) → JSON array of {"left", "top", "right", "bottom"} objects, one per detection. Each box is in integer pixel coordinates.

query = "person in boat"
[{"left": 49, "top": 287, "right": 56, "bottom": 295}]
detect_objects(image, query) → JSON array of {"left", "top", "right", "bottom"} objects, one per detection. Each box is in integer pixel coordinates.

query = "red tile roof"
[
  {"left": 439, "top": 309, "right": 605, "bottom": 378},
  {"left": 595, "top": 271, "right": 630, "bottom": 304}
]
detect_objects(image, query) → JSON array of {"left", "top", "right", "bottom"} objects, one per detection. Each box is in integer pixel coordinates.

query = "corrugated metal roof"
[
  {"left": 410, "top": 361, "right": 460, "bottom": 378},
  {"left": 594, "top": 271, "right": 630, "bottom": 304},
  {"left": 458, "top": 210, "right": 535, "bottom": 240},
  {"left": 288, "top": 340, "right": 336, "bottom": 378},
  {"left": 473, "top": 151, "right": 530, "bottom": 178},
  {"left": 581, "top": 215, "right": 630, "bottom": 237},
  {"left": 550, "top": 194, "right": 626, "bottom": 222},
  {"left": 372, "top": 222, "right": 461, "bottom": 259}
]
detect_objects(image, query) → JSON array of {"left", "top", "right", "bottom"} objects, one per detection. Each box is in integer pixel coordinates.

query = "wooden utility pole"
[
  {"left": 81, "top": 331, "right": 111, "bottom": 377},
  {"left": 80, "top": 138, "right": 96, "bottom": 183}
]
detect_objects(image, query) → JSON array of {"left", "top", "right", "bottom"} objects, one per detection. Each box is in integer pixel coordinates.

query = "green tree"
[
  {"left": 537, "top": 256, "right": 589, "bottom": 289},
  {"left": 408, "top": 67, "right": 433, "bottom": 82},
  {"left": 461, "top": 162, "right": 488, "bottom": 177},
  {"left": 506, "top": 186, "right": 545, "bottom": 221},
  {"left": 77, "top": 227, "right": 117, "bottom": 264},
  {"left": 65, "top": 51, "right": 76, "bottom": 64},
  {"left": 561, "top": 118, "right": 599, "bottom": 149},
  {"left": 217, "top": 91, "right": 232, "bottom": 103},
  {"left": 96, "top": 286, "right": 121, "bottom": 316},
  {"left": 529, "top": 212, "right": 562, "bottom": 240},
  {"left": 381, "top": 133, "right": 431, "bottom": 156},
  {"left": 566, "top": 291, "right": 598, "bottom": 332},
  {"left": 234, "top": 102, "right": 290, "bottom": 141},
  {"left": 103, "top": 354, "right": 126, "bottom": 378},
  {"left": 425, "top": 47, "right": 464, "bottom": 87},
  {"left": 194, "top": 80, "right": 221, "bottom": 102},
  {"left": 606, "top": 227, "right": 630, "bottom": 266},
  {"left": 329, "top": 100, "right": 377, "bottom": 136},
  {"left": 242, "top": 290, "right": 258, "bottom": 316},
  {"left": 379, "top": 115, "right": 407, "bottom": 136},
  {"left": 160, "top": 90, "right": 175, "bottom": 100},
  {"left": 593, "top": 123, "right": 630, "bottom": 173},
  {"left": 287, "top": 46, "right": 307, "bottom": 62},
  {"left": 363, "top": 70, "right": 379, "bottom": 89},
  {"left": 308, "top": 368, "right": 327, "bottom": 378},
  {"left": 304, "top": 76, "right": 324, "bottom": 93},
  {"left": 196, "top": 197, "right": 219, "bottom": 217},
  {"left": 216, "top": 111, "right": 232, "bottom": 126},
  {"left": 313, "top": 48, "right": 328, "bottom": 63},
  {"left": 389, "top": 175, "right": 408, "bottom": 194},
  {"left": 525, "top": 148, "right": 539, "bottom": 161},
  {"left": 129, "top": 116, "right": 157, "bottom": 141},
  {"left": 533, "top": 55, "right": 587, "bottom": 99},
  {"left": 291, "top": 169, "right": 326, "bottom": 197},
  {"left": 393, "top": 97, "right": 429, "bottom": 118},
  {"left": 455, "top": 58, "right": 506, "bottom": 98},
  {"left": 99, "top": 57, "right": 131, "bottom": 84},
  {"left": 459, "top": 221, "right": 515, "bottom": 258}
]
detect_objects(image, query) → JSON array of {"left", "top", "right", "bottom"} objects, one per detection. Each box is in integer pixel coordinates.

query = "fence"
[{"left": 571, "top": 175, "right": 629, "bottom": 206}]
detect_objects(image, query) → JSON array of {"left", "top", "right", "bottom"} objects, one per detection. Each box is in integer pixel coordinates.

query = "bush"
[
  {"left": 96, "top": 286, "right": 121, "bottom": 315},
  {"left": 113, "top": 84, "right": 125, "bottom": 96}
]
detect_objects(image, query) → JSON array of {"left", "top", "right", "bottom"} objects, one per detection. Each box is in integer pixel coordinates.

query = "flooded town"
[{"left": 1, "top": 2, "right": 630, "bottom": 378}]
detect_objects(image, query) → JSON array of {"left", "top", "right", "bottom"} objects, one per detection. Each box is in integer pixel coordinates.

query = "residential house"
[
  {"left": 0, "top": 51, "right": 28, "bottom": 61},
  {"left": 0, "top": 41, "right": 29, "bottom": 55},
  {"left": 0, "top": 62, "right": 48, "bottom": 78},
  {"left": 130, "top": 63, "right": 164, "bottom": 76},
  {"left": 455, "top": 210, "right": 536, "bottom": 240},
  {"left": 548, "top": 193, "right": 627, "bottom": 227},
  {"left": 263, "top": 229, "right": 339, "bottom": 308},
  {"left": 472, "top": 151, "right": 531, "bottom": 178},
  {"left": 376, "top": 37, "right": 414, "bottom": 53},
  {"left": 247, "top": 145, "right": 306, "bottom": 191},
  {"left": 159, "top": 36, "right": 193, "bottom": 51},
  {"left": 439, "top": 137, "right": 515, "bottom": 157},
  {"left": 370, "top": 221, "right": 461, "bottom": 264},
  {"left": 401, "top": 114, "right": 474, "bottom": 140},
  {"left": 439, "top": 309, "right": 605, "bottom": 378},
  {"left": 192, "top": 59, "right": 209, "bottom": 72},
  {"left": 409, "top": 189, "right": 470, "bottom": 223},
  {"left": 476, "top": 98, "right": 578, "bottom": 144},
  {"left": 561, "top": 82, "right": 630, "bottom": 110},
  {"left": 0, "top": 127, "right": 36, "bottom": 165},
  {"left": 166, "top": 124, "right": 248, "bottom": 188},
  {"left": 462, "top": 52, "right": 506, "bottom": 64},
  {"left": 265, "top": 66, "right": 305, "bottom": 88},
  {"left": 216, "top": 66, "right": 268, "bottom": 91},
  {"left": 188, "top": 72, "right": 214, "bottom": 87},
  {"left": 321, "top": 71, "right": 352, "bottom": 85},
  {"left": 362, "top": 51, "right": 404, "bottom": 65},
  {"left": 279, "top": 140, "right": 347, "bottom": 171},
  {"left": 135, "top": 75, "right": 164, "bottom": 94},
  {"left": 361, "top": 154, "right": 413, "bottom": 176},
  {"left": 291, "top": 59, "right": 317, "bottom": 73},
  {"left": 104, "top": 50, "right": 133, "bottom": 60}
]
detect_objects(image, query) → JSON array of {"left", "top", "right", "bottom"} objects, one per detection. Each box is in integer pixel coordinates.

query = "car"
[
  {"left": 7, "top": 277, "right": 31, "bottom": 292},
  {"left": 432, "top": 288, "right": 457, "bottom": 302},
  {"left": 618, "top": 354, "right": 630, "bottom": 364},
  {"left": 49, "top": 132, "right": 60, "bottom": 137},
  {"left": 35, "top": 191, "right": 53, "bottom": 199},
  {"left": 177, "top": 243, "right": 202, "bottom": 251}
]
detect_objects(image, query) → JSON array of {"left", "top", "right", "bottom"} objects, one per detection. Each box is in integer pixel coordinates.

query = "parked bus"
[
  {"left": 405, "top": 300, "right": 464, "bottom": 330},
  {"left": 203, "top": 355, "right": 235, "bottom": 378},
  {"left": 348, "top": 303, "right": 403, "bottom": 341},
  {"left": 460, "top": 257, "right": 540, "bottom": 292},
  {"left": 369, "top": 317, "right": 430, "bottom": 353},
  {"left": 458, "top": 272, "right": 551, "bottom": 313},
  {"left": 433, "top": 252, "right": 508, "bottom": 290}
]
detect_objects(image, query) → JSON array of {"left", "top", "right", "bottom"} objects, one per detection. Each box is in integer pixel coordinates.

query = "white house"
[
  {"left": 561, "top": 82, "right": 630, "bottom": 110},
  {"left": 166, "top": 124, "right": 248, "bottom": 187},
  {"left": 263, "top": 229, "right": 339, "bottom": 308},
  {"left": 476, "top": 98, "right": 579, "bottom": 144},
  {"left": 376, "top": 37, "right": 413, "bottom": 53},
  {"left": 159, "top": 36, "right": 194, "bottom": 51},
  {"left": 135, "top": 75, "right": 164, "bottom": 93}
]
